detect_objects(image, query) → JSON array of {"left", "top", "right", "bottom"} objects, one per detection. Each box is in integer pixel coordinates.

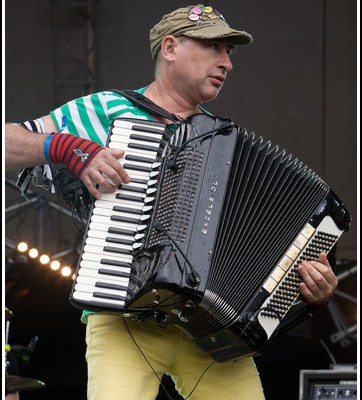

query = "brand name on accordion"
[{"left": 202, "top": 179, "right": 218, "bottom": 235}]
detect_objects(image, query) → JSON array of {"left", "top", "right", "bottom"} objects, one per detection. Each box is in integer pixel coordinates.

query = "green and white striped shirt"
[{"left": 50, "top": 86, "right": 153, "bottom": 143}]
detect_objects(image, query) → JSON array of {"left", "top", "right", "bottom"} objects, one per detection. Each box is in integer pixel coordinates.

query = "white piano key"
[
  {"left": 79, "top": 259, "right": 131, "bottom": 274},
  {"left": 76, "top": 275, "right": 129, "bottom": 289},
  {"left": 115, "top": 189, "right": 147, "bottom": 199},
  {"left": 110, "top": 145, "right": 159, "bottom": 161},
  {"left": 85, "top": 236, "right": 133, "bottom": 249},
  {"left": 81, "top": 250, "right": 133, "bottom": 264},
  {"left": 111, "top": 128, "right": 163, "bottom": 142},
  {"left": 144, "top": 197, "right": 155, "bottom": 204},
  {"left": 77, "top": 266, "right": 130, "bottom": 283},
  {"left": 133, "top": 243, "right": 143, "bottom": 250},
  {"left": 112, "top": 123, "right": 164, "bottom": 134},
  {"left": 110, "top": 137, "right": 160, "bottom": 151},
  {"left": 124, "top": 159, "right": 158, "bottom": 170},
  {"left": 72, "top": 291, "right": 125, "bottom": 307},
  {"left": 92, "top": 200, "right": 143, "bottom": 212},
  {"left": 86, "top": 230, "right": 136, "bottom": 242},
  {"left": 90, "top": 214, "right": 138, "bottom": 230},
  {"left": 88, "top": 221, "right": 136, "bottom": 235},
  {"left": 92, "top": 206, "right": 142, "bottom": 220},
  {"left": 83, "top": 244, "right": 133, "bottom": 258},
  {"left": 75, "top": 282, "right": 127, "bottom": 297},
  {"left": 112, "top": 119, "right": 165, "bottom": 133},
  {"left": 97, "top": 194, "right": 146, "bottom": 208}
]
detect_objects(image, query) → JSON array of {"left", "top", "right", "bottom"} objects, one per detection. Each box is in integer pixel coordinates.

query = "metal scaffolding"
[{"left": 51, "top": 0, "right": 99, "bottom": 107}]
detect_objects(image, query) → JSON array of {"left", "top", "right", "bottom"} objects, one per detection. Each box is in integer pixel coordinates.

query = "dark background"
[{"left": 4, "top": 1, "right": 357, "bottom": 399}]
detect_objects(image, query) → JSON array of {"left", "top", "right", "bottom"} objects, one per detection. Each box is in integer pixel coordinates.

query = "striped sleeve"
[{"left": 50, "top": 87, "right": 152, "bottom": 145}]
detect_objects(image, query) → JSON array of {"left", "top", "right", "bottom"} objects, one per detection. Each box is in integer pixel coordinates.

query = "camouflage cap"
[{"left": 150, "top": 5, "right": 253, "bottom": 60}]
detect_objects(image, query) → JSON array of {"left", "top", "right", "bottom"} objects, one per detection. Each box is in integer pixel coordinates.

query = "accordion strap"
[{"left": 111, "top": 89, "right": 181, "bottom": 123}]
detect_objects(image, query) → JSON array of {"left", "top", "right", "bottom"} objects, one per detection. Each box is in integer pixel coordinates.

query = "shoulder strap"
[{"left": 111, "top": 88, "right": 181, "bottom": 123}]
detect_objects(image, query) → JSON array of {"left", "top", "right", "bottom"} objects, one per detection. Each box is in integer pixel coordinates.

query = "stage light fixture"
[
  {"left": 17, "top": 241, "right": 28, "bottom": 252},
  {"left": 61, "top": 266, "right": 72, "bottom": 277},
  {"left": 39, "top": 254, "right": 50, "bottom": 264},
  {"left": 15, "top": 241, "right": 74, "bottom": 279},
  {"left": 50, "top": 260, "right": 61, "bottom": 270},
  {"left": 28, "top": 248, "right": 39, "bottom": 258}
]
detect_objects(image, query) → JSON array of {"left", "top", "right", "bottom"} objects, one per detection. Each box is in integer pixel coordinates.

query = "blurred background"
[{"left": 4, "top": 1, "right": 357, "bottom": 399}]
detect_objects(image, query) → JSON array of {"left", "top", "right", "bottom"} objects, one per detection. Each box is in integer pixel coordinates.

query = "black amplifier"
[{"left": 299, "top": 365, "right": 357, "bottom": 399}]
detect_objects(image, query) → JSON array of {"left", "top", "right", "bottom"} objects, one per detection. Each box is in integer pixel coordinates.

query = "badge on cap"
[{"left": 188, "top": 5, "right": 224, "bottom": 24}]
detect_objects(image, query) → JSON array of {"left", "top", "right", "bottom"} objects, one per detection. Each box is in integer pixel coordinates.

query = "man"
[{"left": 6, "top": 5, "right": 337, "bottom": 399}]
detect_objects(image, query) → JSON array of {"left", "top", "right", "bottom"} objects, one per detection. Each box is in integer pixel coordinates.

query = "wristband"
[
  {"left": 43, "top": 133, "right": 55, "bottom": 162},
  {"left": 48, "top": 132, "right": 104, "bottom": 176}
]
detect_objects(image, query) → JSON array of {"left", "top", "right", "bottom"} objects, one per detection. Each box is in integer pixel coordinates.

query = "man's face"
[{"left": 171, "top": 36, "right": 234, "bottom": 104}]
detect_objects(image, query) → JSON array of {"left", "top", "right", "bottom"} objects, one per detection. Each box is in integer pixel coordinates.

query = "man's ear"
[{"left": 160, "top": 35, "right": 178, "bottom": 61}]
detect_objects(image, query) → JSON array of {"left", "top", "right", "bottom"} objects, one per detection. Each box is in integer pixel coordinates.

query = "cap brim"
[{"left": 182, "top": 26, "right": 253, "bottom": 45}]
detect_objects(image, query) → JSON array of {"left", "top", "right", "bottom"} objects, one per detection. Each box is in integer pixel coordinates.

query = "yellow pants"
[{"left": 86, "top": 313, "right": 265, "bottom": 400}]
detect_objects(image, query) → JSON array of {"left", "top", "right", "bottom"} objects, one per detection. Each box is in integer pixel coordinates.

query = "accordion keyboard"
[{"left": 71, "top": 118, "right": 166, "bottom": 310}]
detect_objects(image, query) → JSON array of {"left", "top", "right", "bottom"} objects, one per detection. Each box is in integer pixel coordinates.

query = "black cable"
[
  {"left": 124, "top": 317, "right": 178, "bottom": 400},
  {"left": 319, "top": 339, "right": 337, "bottom": 365},
  {"left": 124, "top": 317, "right": 216, "bottom": 400},
  {"left": 167, "top": 123, "right": 235, "bottom": 170}
]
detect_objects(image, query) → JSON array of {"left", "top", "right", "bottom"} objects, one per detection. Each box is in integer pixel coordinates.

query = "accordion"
[{"left": 70, "top": 114, "right": 351, "bottom": 361}]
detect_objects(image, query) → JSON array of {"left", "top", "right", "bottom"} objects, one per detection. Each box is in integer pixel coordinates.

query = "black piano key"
[
  {"left": 108, "top": 227, "right": 136, "bottom": 236},
  {"left": 103, "top": 246, "right": 133, "bottom": 255},
  {"left": 113, "top": 205, "right": 142, "bottom": 215},
  {"left": 131, "top": 125, "right": 164, "bottom": 135},
  {"left": 100, "top": 259, "right": 132, "bottom": 268},
  {"left": 93, "top": 292, "right": 126, "bottom": 301},
  {"left": 98, "top": 268, "right": 130, "bottom": 278},
  {"left": 106, "top": 237, "right": 134, "bottom": 246},
  {"left": 118, "top": 184, "right": 146, "bottom": 193},
  {"left": 110, "top": 215, "right": 140, "bottom": 224},
  {"left": 116, "top": 193, "right": 145, "bottom": 202},
  {"left": 129, "top": 133, "right": 162, "bottom": 143},
  {"left": 130, "top": 177, "right": 148, "bottom": 185},
  {"left": 95, "top": 281, "right": 128, "bottom": 291},
  {"left": 123, "top": 163, "right": 152, "bottom": 172},
  {"left": 128, "top": 143, "right": 158, "bottom": 152},
  {"left": 125, "top": 154, "right": 156, "bottom": 164}
]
